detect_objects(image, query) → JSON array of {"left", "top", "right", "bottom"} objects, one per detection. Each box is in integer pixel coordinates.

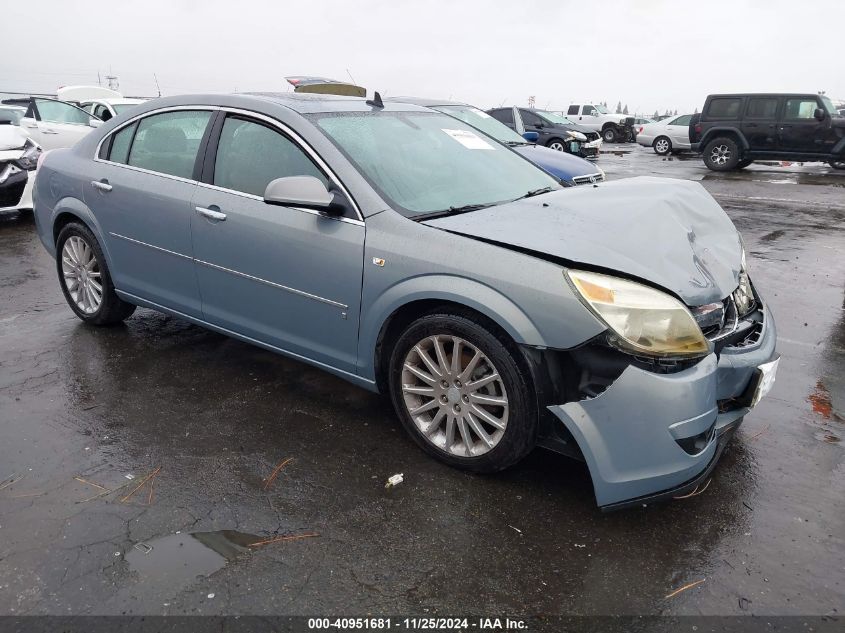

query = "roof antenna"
[
  {"left": 366, "top": 91, "right": 384, "bottom": 108},
  {"left": 153, "top": 73, "right": 161, "bottom": 97}
]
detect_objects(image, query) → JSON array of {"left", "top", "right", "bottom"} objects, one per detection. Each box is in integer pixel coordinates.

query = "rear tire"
[
  {"left": 830, "top": 159, "right": 845, "bottom": 170},
  {"left": 653, "top": 136, "right": 672, "bottom": 155},
  {"left": 602, "top": 127, "right": 618, "bottom": 143},
  {"left": 56, "top": 222, "right": 136, "bottom": 325},
  {"left": 388, "top": 311, "right": 537, "bottom": 473},
  {"left": 703, "top": 137, "right": 741, "bottom": 171}
]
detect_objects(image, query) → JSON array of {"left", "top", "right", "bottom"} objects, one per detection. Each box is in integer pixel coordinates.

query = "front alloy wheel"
[
  {"left": 548, "top": 140, "right": 566, "bottom": 152},
  {"left": 389, "top": 312, "right": 537, "bottom": 472},
  {"left": 401, "top": 334, "right": 508, "bottom": 458}
]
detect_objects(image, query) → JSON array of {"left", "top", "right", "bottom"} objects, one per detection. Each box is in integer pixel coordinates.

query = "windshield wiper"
[
  {"left": 412, "top": 203, "right": 493, "bottom": 222},
  {"left": 515, "top": 186, "right": 555, "bottom": 200},
  {"left": 504, "top": 140, "right": 530, "bottom": 147}
]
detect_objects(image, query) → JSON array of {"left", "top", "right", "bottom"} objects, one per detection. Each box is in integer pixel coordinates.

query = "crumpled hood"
[
  {"left": 0, "top": 126, "right": 29, "bottom": 153},
  {"left": 513, "top": 144, "right": 598, "bottom": 181},
  {"left": 423, "top": 177, "right": 742, "bottom": 306}
]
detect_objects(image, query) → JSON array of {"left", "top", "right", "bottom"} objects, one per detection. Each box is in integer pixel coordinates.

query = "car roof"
[
  {"left": 705, "top": 93, "right": 818, "bottom": 98},
  {"left": 383, "top": 96, "right": 469, "bottom": 108},
  {"left": 242, "top": 92, "right": 430, "bottom": 114}
]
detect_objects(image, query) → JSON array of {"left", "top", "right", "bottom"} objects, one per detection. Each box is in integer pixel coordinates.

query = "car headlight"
[
  {"left": 619, "top": 118, "right": 626, "bottom": 125},
  {"left": 0, "top": 163, "right": 22, "bottom": 184},
  {"left": 567, "top": 270, "right": 710, "bottom": 358},
  {"left": 733, "top": 248, "right": 755, "bottom": 315},
  {"left": 15, "top": 139, "right": 41, "bottom": 171},
  {"left": 567, "top": 131, "right": 587, "bottom": 142},
  {"left": 596, "top": 166, "right": 606, "bottom": 180}
]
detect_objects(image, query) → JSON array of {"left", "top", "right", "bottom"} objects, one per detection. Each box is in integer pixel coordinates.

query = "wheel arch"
[
  {"left": 48, "top": 200, "right": 116, "bottom": 272},
  {"left": 700, "top": 127, "right": 749, "bottom": 151},
  {"left": 361, "top": 278, "right": 545, "bottom": 392}
]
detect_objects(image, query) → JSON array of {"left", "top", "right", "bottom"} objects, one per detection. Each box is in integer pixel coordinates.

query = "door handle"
[
  {"left": 195, "top": 206, "right": 227, "bottom": 221},
  {"left": 91, "top": 180, "right": 112, "bottom": 192}
]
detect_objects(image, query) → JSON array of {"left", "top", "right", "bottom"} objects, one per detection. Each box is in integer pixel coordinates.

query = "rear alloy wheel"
[
  {"left": 602, "top": 127, "right": 618, "bottom": 143},
  {"left": 653, "top": 136, "right": 672, "bottom": 155},
  {"left": 830, "top": 159, "right": 845, "bottom": 170},
  {"left": 389, "top": 312, "right": 536, "bottom": 472},
  {"left": 703, "top": 137, "right": 740, "bottom": 171},
  {"left": 547, "top": 139, "right": 566, "bottom": 152},
  {"left": 56, "top": 222, "right": 136, "bottom": 325}
]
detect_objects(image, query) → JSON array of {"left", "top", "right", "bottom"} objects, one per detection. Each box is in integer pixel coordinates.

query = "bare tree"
[{"left": 623, "top": 104, "right": 629, "bottom": 114}]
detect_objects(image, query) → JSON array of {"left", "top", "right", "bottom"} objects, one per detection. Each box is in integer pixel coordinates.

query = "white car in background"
[
  {"left": 19, "top": 97, "right": 102, "bottom": 151},
  {"left": 636, "top": 113, "right": 694, "bottom": 155},
  {"left": 57, "top": 85, "right": 145, "bottom": 122},
  {"left": 0, "top": 121, "right": 41, "bottom": 215}
]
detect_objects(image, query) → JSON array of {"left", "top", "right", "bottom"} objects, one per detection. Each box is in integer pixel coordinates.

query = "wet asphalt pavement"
[{"left": 0, "top": 146, "right": 843, "bottom": 619}]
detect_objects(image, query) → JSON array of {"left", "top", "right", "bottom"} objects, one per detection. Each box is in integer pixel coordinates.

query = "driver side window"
[{"left": 582, "top": 105, "right": 597, "bottom": 116}]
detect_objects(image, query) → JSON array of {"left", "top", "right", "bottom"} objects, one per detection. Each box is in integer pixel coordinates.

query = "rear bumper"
[{"left": 547, "top": 304, "right": 777, "bottom": 509}]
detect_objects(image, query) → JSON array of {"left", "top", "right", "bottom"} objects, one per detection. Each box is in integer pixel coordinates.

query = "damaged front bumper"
[{"left": 544, "top": 303, "right": 777, "bottom": 510}]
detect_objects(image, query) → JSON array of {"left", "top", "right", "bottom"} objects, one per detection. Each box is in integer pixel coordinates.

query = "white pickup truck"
[{"left": 564, "top": 103, "right": 637, "bottom": 143}]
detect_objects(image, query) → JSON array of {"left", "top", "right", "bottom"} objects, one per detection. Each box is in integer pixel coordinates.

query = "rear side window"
[
  {"left": 567, "top": 105, "right": 579, "bottom": 115},
  {"left": 127, "top": 110, "right": 211, "bottom": 179},
  {"left": 706, "top": 98, "right": 742, "bottom": 119},
  {"left": 213, "top": 117, "right": 328, "bottom": 197},
  {"left": 745, "top": 98, "right": 778, "bottom": 119},
  {"left": 671, "top": 114, "right": 693, "bottom": 126},
  {"left": 783, "top": 98, "right": 819, "bottom": 120},
  {"left": 108, "top": 122, "right": 137, "bottom": 164},
  {"left": 488, "top": 109, "right": 514, "bottom": 126}
]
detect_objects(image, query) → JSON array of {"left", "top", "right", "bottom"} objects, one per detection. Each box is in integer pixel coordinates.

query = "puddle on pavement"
[{"left": 125, "top": 530, "right": 261, "bottom": 583}]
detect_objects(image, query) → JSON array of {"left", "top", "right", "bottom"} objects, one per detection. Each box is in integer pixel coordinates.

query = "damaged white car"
[{"left": 0, "top": 118, "right": 41, "bottom": 215}]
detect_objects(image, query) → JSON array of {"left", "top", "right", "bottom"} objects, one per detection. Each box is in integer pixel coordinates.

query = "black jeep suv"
[{"left": 690, "top": 93, "right": 845, "bottom": 171}]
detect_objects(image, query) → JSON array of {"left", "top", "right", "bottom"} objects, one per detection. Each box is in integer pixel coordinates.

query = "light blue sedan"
[{"left": 33, "top": 93, "right": 778, "bottom": 509}]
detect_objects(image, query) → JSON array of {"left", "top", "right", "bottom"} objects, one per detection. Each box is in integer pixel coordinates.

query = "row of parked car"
[
  {"left": 2, "top": 85, "right": 621, "bottom": 216},
  {"left": 634, "top": 93, "right": 845, "bottom": 171}
]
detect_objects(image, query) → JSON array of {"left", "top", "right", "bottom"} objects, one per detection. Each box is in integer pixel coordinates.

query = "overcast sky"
[{"left": 2, "top": 0, "right": 843, "bottom": 115}]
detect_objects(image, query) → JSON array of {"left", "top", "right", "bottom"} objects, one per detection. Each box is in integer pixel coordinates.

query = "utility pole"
[{"left": 528, "top": 95, "right": 535, "bottom": 108}]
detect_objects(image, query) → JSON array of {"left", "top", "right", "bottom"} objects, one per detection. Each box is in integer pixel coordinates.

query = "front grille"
[
  {"left": 0, "top": 176, "right": 26, "bottom": 208},
  {"left": 584, "top": 131, "right": 601, "bottom": 142},
  {"left": 572, "top": 173, "right": 604, "bottom": 185},
  {"left": 623, "top": 117, "right": 635, "bottom": 126}
]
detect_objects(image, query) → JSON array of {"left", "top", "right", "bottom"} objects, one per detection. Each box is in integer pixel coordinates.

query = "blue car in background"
[{"left": 386, "top": 97, "right": 605, "bottom": 186}]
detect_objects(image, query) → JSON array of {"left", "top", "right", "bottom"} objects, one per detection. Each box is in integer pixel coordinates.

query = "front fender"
[{"left": 357, "top": 273, "right": 544, "bottom": 380}]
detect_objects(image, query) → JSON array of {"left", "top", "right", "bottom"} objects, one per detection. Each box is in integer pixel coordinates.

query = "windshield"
[
  {"left": 820, "top": 95, "right": 838, "bottom": 115},
  {"left": 535, "top": 111, "right": 575, "bottom": 125},
  {"left": 313, "top": 111, "right": 559, "bottom": 217},
  {"left": 594, "top": 104, "right": 610, "bottom": 114},
  {"left": 431, "top": 105, "right": 526, "bottom": 145}
]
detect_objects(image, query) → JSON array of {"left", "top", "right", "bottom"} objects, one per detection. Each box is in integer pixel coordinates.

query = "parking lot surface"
[{"left": 1, "top": 146, "right": 843, "bottom": 617}]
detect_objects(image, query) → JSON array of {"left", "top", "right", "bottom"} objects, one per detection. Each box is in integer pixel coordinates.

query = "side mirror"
[
  {"left": 89, "top": 118, "right": 103, "bottom": 128},
  {"left": 814, "top": 108, "right": 826, "bottom": 121},
  {"left": 522, "top": 131, "right": 540, "bottom": 142},
  {"left": 264, "top": 176, "right": 341, "bottom": 214}
]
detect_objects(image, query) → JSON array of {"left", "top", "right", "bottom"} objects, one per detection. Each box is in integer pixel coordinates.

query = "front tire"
[
  {"left": 388, "top": 311, "right": 537, "bottom": 473},
  {"left": 547, "top": 138, "right": 567, "bottom": 152},
  {"left": 703, "top": 137, "right": 741, "bottom": 171},
  {"left": 602, "top": 127, "right": 618, "bottom": 143},
  {"left": 653, "top": 136, "right": 672, "bottom": 155},
  {"left": 736, "top": 158, "right": 753, "bottom": 169},
  {"left": 56, "top": 222, "right": 136, "bottom": 325}
]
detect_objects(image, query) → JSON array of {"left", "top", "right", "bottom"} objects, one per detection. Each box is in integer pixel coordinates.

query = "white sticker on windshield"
[{"left": 442, "top": 128, "right": 494, "bottom": 150}]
